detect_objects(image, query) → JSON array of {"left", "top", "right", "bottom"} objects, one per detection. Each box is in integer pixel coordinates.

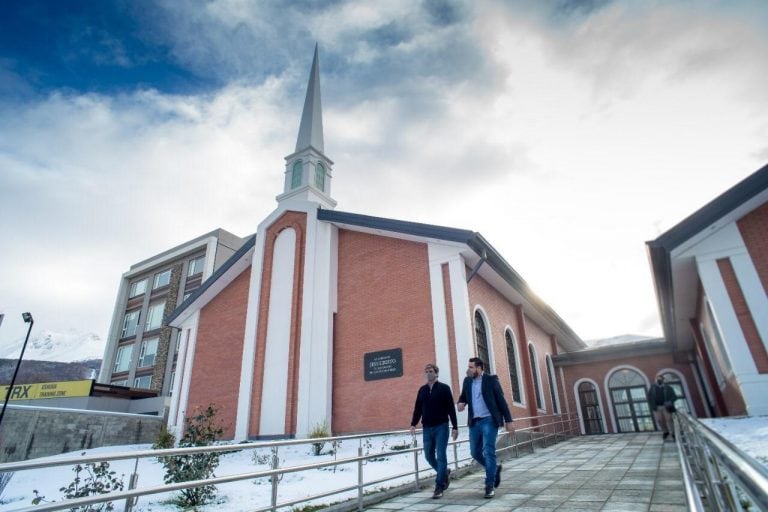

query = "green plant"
[
  {"left": 308, "top": 421, "right": 330, "bottom": 456},
  {"left": 153, "top": 425, "right": 176, "bottom": 450},
  {"left": 157, "top": 404, "right": 224, "bottom": 509},
  {"left": 32, "top": 460, "right": 124, "bottom": 511}
]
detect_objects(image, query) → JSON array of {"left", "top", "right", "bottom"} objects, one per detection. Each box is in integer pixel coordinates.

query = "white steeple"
[{"left": 277, "top": 44, "right": 336, "bottom": 209}]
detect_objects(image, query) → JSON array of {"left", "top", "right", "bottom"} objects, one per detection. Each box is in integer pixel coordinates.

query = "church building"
[{"left": 152, "top": 48, "right": 765, "bottom": 440}]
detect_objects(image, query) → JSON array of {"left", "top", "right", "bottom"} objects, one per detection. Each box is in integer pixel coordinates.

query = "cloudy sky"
[{"left": 1, "top": 0, "right": 767, "bottom": 346}]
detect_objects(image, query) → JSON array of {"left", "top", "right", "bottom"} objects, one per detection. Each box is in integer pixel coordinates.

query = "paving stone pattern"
[{"left": 364, "top": 433, "right": 687, "bottom": 512}]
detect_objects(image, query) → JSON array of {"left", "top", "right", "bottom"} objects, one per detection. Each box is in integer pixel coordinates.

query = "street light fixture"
[{"left": 0, "top": 312, "right": 34, "bottom": 429}]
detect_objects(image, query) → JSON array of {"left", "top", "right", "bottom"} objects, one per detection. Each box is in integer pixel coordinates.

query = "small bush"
[
  {"left": 157, "top": 404, "right": 224, "bottom": 509},
  {"left": 32, "top": 460, "right": 124, "bottom": 511},
  {"left": 153, "top": 426, "right": 176, "bottom": 450},
  {"left": 308, "top": 421, "right": 330, "bottom": 456}
]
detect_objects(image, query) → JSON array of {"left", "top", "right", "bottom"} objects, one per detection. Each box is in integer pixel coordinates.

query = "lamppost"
[{"left": 0, "top": 312, "right": 34, "bottom": 429}]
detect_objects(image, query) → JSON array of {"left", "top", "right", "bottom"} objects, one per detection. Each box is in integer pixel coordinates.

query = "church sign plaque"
[{"left": 364, "top": 348, "right": 403, "bottom": 381}]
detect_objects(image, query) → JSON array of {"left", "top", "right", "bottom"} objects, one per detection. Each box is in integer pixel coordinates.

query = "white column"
[
  {"left": 295, "top": 214, "right": 336, "bottom": 438},
  {"left": 259, "top": 228, "right": 297, "bottom": 436}
]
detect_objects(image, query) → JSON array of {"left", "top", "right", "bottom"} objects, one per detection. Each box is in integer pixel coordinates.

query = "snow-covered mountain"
[{"left": 0, "top": 329, "right": 104, "bottom": 362}]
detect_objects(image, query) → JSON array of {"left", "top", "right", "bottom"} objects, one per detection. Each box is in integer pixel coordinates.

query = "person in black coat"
[
  {"left": 410, "top": 363, "right": 459, "bottom": 499},
  {"left": 647, "top": 375, "right": 678, "bottom": 440},
  {"left": 457, "top": 357, "right": 514, "bottom": 499}
]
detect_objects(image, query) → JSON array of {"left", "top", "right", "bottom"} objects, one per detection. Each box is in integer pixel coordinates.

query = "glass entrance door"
[{"left": 608, "top": 368, "right": 654, "bottom": 433}]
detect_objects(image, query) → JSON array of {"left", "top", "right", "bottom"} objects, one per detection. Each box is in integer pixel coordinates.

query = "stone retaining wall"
[{"left": 0, "top": 405, "right": 164, "bottom": 462}]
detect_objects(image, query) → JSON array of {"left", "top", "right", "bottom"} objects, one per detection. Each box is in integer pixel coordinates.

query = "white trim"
[
  {"left": 527, "top": 342, "right": 545, "bottom": 412},
  {"left": 473, "top": 305, "right": 495, "bottom": 373},
  {"left": 234, "top": 228, "right": 268, "bottom": 440},
  {"left": 697, "top": 258, "right": 755, "bottom": 375},
  {"left": 448, "top": 257, "right": 473, "bottom": 426},
  {"left": 259, "top": 228, "right": 297, "bottom": 436},
  {"left": 559, "top": 367, "right": 569, "bottom": 415},
  {"left": 295, "top": 211, "right": 336, "bottom": 438},
  {"left": 603, "top": 364, "right": 651, "bottom": 434},
  {"left": 503, "top": 326, "right": 525, "bottom": 407},
  {"left": 545, "top": 354, "right": 561, "bottom": 414},
  {"left": 167, "top": 314, "right": 199, "bottom": 440},
  {"left": 573, "top": 378, "right": 607, "bottom": 435},
  {"left": 427, "top": 244, "right": 456, "bottom": 395},
  {"left": 126, "top": 236, "right": 216, "bottom": 278},
  {"left": 730, "top": 251, "right": 768, "bottom": 358}
]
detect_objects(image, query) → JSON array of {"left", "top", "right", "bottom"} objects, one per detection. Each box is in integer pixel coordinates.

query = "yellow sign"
[{"left": 1, "top": 380, "right": 93, "bottom": 400}]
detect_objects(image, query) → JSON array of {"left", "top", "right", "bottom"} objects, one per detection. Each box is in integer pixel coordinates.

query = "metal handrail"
[
  {"left": 675, "top": 412, "right": 768, "bottom": 512},
  {"left": 0, "top": 412, "right": 579, "bottom": 512}
]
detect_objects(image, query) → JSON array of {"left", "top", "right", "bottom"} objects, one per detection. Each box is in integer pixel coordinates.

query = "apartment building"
[{"left": 99, "top": 229, "right": 246, "bottom": 398}]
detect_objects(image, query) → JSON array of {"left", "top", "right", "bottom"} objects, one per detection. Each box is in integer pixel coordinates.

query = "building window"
[
  {"left": 133, "top": 375, "right": 152, "bottom": 389},
  {"left": 578, "top": 381, "right": 604, "bottom": 434},
  {"left": 608, "top": 368, "right": 654, "bottom": 432},
  {"left": 474, "top": 310, "right": 490, "bottom": 368},
  {"left": 528, "top": 344, "right": 543, "bottom": 410},
  {"left": 111, "top": 379, "right": 128, "bottom": 387},
  {"left": 138, "top": 337, "right": 159, "bottom": 367},
  {"left": 505, "top": 330, "right": 522, "bottom": 403},
  {"left": 291, "top": 161, "right": 303, "bottom": 189},
  {"left": 315, "top": 162, "right": 325, "bottom": 190},
  {"left": 145, "top": 301, "right": 165, "bottom": 331},
  {"left": 188, "top": 256, "right": 205, "bottom": 277},
  {"left": 128, "top": 279, "right": 147, "bottom": 298},
  {"left": 546, "top": 355, "right": 560, "bottom": 414},
  {"left": 113, "top": 344, "right": 134, "bottom": 373},
  {"left": 153, "top": 269, "right": 171, "bottom": 289},
  {"left": 121, "top": 310, "right": 140, "bottom": 338}
]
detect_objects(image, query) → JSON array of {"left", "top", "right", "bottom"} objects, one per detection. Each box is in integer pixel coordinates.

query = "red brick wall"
[
  {"left": 187, "top": 267, "right": 251, "bottom": 439},
  {"left": 248, "top": 212, "right": 307, "bottom": 437},
  {"left": 717, "top": 258, "right": 768, "bottom": 373},
  {"left": 525, "top": 320, "right": 559, "bottom": 416},
  {"left": 559, "top": 353, "right": 705, "bottom": 433},
  {"left": 333, "top": 230, "right": 435, "bottom": 434},
  {"left": 467, "top": 275, "right": 537, "bottom": 424},
  {"left": 738, "top": 202, "right": 768, "bottom": 295}
]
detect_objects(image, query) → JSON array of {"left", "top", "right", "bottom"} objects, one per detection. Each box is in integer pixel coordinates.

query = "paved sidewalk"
[{"left": 363, "top": 433, "right": 687, "bottom": 511}]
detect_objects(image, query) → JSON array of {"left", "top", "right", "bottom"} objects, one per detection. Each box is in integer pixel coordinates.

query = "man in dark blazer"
[{"left": 457, "top": 357, "right": 514, "bottom": 499}]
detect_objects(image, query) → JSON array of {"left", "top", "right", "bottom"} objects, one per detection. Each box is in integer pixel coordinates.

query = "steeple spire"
[
  {"left": 295, "top": 44, "right": 324, "bottom": 153},
  {"left": 277, "top": 45, "right": 336, "bottom": 210}
]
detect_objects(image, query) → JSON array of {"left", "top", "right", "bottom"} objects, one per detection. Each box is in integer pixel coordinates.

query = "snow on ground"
[
  {"left": 0, "top": 417, "right": 765, "bottom": 511},
  {"left": 701, "top": 415, "right": 768, "bottom": 468},
  {"left": 0, "top": 432, "right": 473, "bottom": 512}
]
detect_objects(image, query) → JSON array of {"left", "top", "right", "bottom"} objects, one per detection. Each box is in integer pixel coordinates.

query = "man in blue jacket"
[
  {"left": 410, "top": 363, "right": 459, "bottom": 499},
  {"left": 457, "top": 357, "right": 514, "bottom": 499}
]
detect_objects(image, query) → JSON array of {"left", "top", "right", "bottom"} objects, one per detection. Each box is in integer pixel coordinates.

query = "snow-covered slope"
[{"left": 0, "top": 329, "right": 104, "bottom": 362}]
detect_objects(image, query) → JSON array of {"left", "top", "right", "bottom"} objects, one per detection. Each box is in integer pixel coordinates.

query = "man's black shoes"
[
  {"left": 484, "top": 486, "right": 495, "bottom": 499},
  {"left": 663, "top": 432, "right": 670, "bottom": 440},
  {"left": 445, "top": 468, "right": 451, "bottom": 489},
  {"left": 494, "top": 464, "right": 502, "bottom": 488},
  {"left": 432, "top": 486, "right": 443, "bottom": 499}
]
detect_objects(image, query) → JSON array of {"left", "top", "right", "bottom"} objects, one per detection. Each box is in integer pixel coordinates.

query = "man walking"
[
  {"left": 410, "top": 363, "right": 459, "bottom": 499},
  {"left": 647, "top": 375, "right": 677, "bottom": 440},
  {"left": 457, "top": 357, "right": 514, "bottom": 499}
]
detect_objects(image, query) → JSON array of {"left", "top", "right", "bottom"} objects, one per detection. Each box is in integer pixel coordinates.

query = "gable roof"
[
  {"left": 646, "top": 162, "right": 768, "bottom": 350},
  {"left": 318, "top": 209, "right": 586, "bottom": 351}
]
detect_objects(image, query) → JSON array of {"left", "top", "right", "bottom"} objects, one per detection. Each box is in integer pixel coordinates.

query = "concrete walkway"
[{"left": 364, "top": 433, "right": 687, "bottom": 512}]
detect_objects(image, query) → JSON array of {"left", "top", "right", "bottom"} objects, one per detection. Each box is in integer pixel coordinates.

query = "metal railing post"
[
  {"left": 124, "top": 456, "right": 140, "bottom": 512},
  {"left": 412, "top": 432, "right": 420, "bottom": 489},
  {"left": 357, "top": 445, "right": 364, "bottom": 511},
  {"left": 270, "top": 446, "right": 279, "bottom": 511}
]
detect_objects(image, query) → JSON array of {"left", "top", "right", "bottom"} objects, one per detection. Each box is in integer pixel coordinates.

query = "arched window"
[
  {"left": 608, "top": 368, "right": 654, "bottom": 432},
  {"left": 291, "top": 161, "right": 303, "bottom": 189},
  {"left": 660, "top": 371, "right": 691, "bottom": 414},
  {"left": 315, "top": 162, "right": 325, "bottom": 190},
  {"left": 546, "top": 355, "right": 560, "bottom": 414},
  {"left": 528, "top": 344, "right": 543, "bottom": 409},
  {"left": 577, "top": 381, "right": 604, "bottom": 434},
  {"left": 505, "top": 330, "right": 521, "bottom": 403},
  {"left": 474, "top": 310, "right": 490, "bottom": 367}
]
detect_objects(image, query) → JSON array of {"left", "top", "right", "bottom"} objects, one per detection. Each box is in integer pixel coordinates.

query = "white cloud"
[{"left": 2, "top": 0, "right": 768, "bottom": 344}]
